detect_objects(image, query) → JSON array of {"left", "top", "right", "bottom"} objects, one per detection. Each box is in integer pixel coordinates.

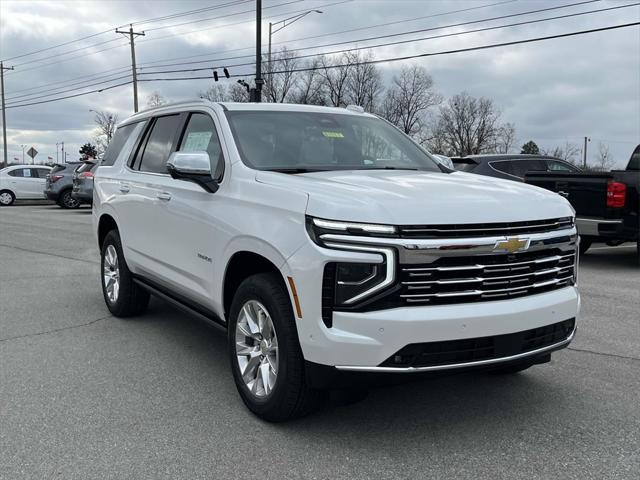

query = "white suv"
[{"left": 93, "top": 101, "right": 579, "bottom": 421}]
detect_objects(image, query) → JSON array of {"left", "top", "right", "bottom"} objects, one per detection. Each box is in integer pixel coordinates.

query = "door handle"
[
  {"left": 119, "top": 184, "right": 130, "bottom": 193},
  {"left": 558, "top": 190, "right": 570, "bottom": 198},
  {"left": 157, "top": 192, "right": 172, "bottom": 201}
]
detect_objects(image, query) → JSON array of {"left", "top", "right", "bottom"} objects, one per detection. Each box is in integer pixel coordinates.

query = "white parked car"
[
  {"left": 0, "top": 165, "right": 52, "bottom": 206},
  {"left": 93, "top": 101, "right": 579, "bottom": 421}
]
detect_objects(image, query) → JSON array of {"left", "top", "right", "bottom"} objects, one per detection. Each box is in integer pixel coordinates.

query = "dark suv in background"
[
  {"left": 44, "top": 163, "right": 82, "bottom": 208},
  {"left": 452, "top": 154, "right": 581, "bottom": 181}
]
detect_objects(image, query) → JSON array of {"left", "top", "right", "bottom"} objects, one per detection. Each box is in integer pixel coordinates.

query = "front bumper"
[
  {"left": 285, "top": 232, "right": 580, "bottom": 371},
  {"left": 576, "top": 216, "right": 637, "bottom": 241}
]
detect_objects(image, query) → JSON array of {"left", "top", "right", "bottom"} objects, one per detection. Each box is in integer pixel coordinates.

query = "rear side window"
[
  {"left": 7, "top": 168, "right": 25, "bottom": 177},
  {"left": 138, "top": 115, "right": 182, "bottom": 173},
  {"left": 490, "top": 161, "right": 513, "bottom": 175},
  {"left": 102, "top": 122, "right": 138, "bottom": 167},
  {"left": 31, "top": 168, "right": 49, "bottom": 178},
  {"left": 509, "top": 159, "right": 546, "bottom": 178},
  {"left": 627, "top": 144, "right": 640, "bottom": 171}
]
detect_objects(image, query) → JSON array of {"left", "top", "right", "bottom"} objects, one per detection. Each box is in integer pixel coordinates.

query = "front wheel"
[
  {"left": 101, "top": 230, "right": 149, "bottom": 317},
  {"left": 228, "top": 273, "right": 322, "bottom": 422}
]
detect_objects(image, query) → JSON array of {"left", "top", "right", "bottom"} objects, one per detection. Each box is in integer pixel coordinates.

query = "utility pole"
[
  {"left": 254, "top": 0, "right": 263, "bottom": 102},
  {"left": 116, "top": 25, "right": 145, "bottom": 113},
  {"left": 583, "top": 136, "right": 590, "bottom": 169},
  {"left": 21, "top": 144, "right": 25, "bottom": 164},
  {"left": 1, "top": 62, "right": 15, "bottom": 168},
  {"left": 61, "top": 141, "right": 64, "bottom": 163},
  {"left": 56, "top": 142, "right": 59, "bottom": 163}
]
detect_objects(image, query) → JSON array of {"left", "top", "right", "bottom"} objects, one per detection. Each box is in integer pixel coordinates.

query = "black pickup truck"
[{"left": 525, "top": 144, "right": 639, "bottom": 255}]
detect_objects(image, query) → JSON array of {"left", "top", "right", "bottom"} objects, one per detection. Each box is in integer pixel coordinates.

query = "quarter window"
[{"left": 138, "top": 115, "right": 182, "bottom": 173}]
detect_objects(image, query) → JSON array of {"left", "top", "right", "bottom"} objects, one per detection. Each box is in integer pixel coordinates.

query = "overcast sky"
[{"left": 1, "top": 0, "right": 638, "bottom": 166}]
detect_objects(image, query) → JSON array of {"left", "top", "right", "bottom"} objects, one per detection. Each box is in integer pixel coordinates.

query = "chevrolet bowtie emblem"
[{"left": 494, "top": 237, "right": 530, "bottom": 253}]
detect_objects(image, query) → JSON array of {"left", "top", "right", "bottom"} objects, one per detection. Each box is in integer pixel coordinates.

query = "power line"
[
  {"left": 138, "top": 0, "right": 605, "bottom": 70},
  {"left": 134, "top": 0, "right": 510, "bottom": 66},
  {"left": 129, "top": 0, "right": 254, "bottom": 27},
  {"left": 135, "top": 0, "right": 352, "bottom": 49},
  {"left": 5, "top": 81, "right": 132, "bottom": 109},
  {"left": 6, "top": 3, "right": 634, "bottom": 106},
  {"left": 137, "top": 2, "right": 636, "bottom": 75},
  {"left": 0, "top": 0, "right": 254, "bottom": 62},
  {"left": 1, "top": 0, "right": 261, "bottom": 72}
]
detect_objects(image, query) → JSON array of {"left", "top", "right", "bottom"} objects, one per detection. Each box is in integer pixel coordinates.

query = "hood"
[{"left": 255, "top": 170, "right": 574, "bottom": 225}]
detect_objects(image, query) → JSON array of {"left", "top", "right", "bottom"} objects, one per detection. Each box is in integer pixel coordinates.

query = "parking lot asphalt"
[{"left": 1, "top": 204, "right": 639, "bottom": 480}]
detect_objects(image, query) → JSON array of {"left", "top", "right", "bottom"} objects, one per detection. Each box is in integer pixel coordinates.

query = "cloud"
[{"left": 1, "top": 0, "right": 638, "bottom": 166}]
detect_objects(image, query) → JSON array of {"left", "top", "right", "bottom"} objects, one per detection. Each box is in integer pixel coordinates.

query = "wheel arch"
[
  {"left": 98, "top": 214, "right": 119, "bottom": 248},
  {"left": 223, "top": 251, "right": 290, "bottom": 321},
  {"left": 0, "top": 189, "right": 16, "bottom": 204}
]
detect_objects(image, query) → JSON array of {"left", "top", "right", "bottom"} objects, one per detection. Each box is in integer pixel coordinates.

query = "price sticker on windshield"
[{"left": 322, "top": 131, "right": 344, "bottom": 138}]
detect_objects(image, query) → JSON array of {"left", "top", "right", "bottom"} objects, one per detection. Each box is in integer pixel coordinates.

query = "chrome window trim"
[{"left": 335, "top": 325, "right": 576, "bottom": 373}]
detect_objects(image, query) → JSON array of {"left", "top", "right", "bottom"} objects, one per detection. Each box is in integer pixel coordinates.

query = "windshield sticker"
[
  {"left": 322, "top": 131, "right": 344, "bottom": 138},
  {"left": 183, "top": 131, "right": 212, "bottom": 151}
]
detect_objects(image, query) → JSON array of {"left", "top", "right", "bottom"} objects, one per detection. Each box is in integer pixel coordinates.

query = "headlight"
[{"left": 307, "top": 216, "right": 397, "bottom": 244}]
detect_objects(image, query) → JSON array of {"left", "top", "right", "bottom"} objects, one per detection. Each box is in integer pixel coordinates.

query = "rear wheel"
[
  {"left": 101, "top": 230, "right": 149, "bottom": 317},
  {"left": 58, "top": 189, "right": 80, "bottom": 209},
  {"left": 228, "top": 273, "right": 322, "bottom": 422},
  {"left": 0, "top": 190, "right": 15, "bottom": 206}
]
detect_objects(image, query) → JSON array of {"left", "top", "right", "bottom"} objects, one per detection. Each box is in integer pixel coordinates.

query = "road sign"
[{"left": 27, "top": 147, "right": 38, "bottom": 160}]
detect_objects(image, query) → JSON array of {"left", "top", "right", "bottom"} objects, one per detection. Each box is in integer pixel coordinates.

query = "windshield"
[{"left": 225, "top": 111, "right": 442, "bottom": 172}]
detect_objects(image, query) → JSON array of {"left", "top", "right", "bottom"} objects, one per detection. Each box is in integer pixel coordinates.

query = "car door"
[
  {"left": 118, "top": 113, "right": 184, "bottom": 278},
  {"left": 6, "top": 167, "right": 36, "bottom": 198},
  {"left": 144, "top": 111, "right": 228, "bottom": 308}
]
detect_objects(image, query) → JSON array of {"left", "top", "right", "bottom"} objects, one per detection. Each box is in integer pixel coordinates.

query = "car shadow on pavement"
[
  {"left": 580, "top": 247, "right": 639, "bottom": 269},
  {"left": 137, "top": 298, "right": 578, "bottom": 433}
]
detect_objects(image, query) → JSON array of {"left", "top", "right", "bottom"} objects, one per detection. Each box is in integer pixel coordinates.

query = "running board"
[{"left": 133, "top": 277, "right": 227, "bottom": 332}]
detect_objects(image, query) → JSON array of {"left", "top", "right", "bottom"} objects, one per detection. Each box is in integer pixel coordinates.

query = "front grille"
[
  {"left": 380, "top": 318, "right": 575, "bottom": 368},
  {"left": 399, "top": 217, "right": 573, "bottom": 238},
  {"left": 400, "top": 248, "right": 576, "bottom": 305}
]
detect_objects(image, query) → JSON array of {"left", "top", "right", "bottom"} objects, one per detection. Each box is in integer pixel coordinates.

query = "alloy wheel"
[
  {"left": 63, "top": 192, "right": 79, "bottom": 208},
  {"left": 103, "top": 245, "right": 120, "bottom": 303},
  {"left": 235, "top": 300, "right": 279, "bottom": 398}
]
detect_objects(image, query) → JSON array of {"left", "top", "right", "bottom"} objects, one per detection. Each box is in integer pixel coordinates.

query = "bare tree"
[
  {"left": 319, "top": 53, "right": 355, "bottom": 107},
  {"left": 92, "top": 110, "right": 118, "bottom": 157},
  {"left": 228, "top": 82, "right": 250, "bottom": 102},
  {"left": 344, "top": 51, "right": 382, "bottom": 112},
  {"left": 430, "top": 92, "right": 503, "bottom": 156},
  {"left": 264, "top": 47, "right": 299, "bottom": 103},
  {"left": 146, "top": 91, "right": 166, "bottom": 107},
  {"left": 593, "top": 142, "right": 614, "bottom": 171},
  {"left": 541, "top": 141, "right": 581, "bottom": 165},
  {"left": 380, "top": 65, "right": 442, "bottom": 136},
  {"left": 291, "top": 58, "right": 325, "bottom": 105},
  {"left": 199, "top": 84, "right": 229, "bottom": 102},
  {"left": 495, "top": 122, "right": 516, "bottom": 154}
]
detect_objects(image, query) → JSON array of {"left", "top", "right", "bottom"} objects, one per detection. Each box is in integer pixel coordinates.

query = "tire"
[
  {"left": 58, "top": 189, "right": 80, "bottom": 209},
  {"left": 100, "top": 229, "right": 149, "bottom": 317},
  {"left": 579, "top": 237, "right": 592, "bottom": 255},
  {"left": 0, "top": 190, "right": 15, "bottom": 206},
  {"left": 228, "top": 273, "right": 322, "bottom": 422},
  {"left": 490, "top": 361, "right": 535, "bottom": 375}
]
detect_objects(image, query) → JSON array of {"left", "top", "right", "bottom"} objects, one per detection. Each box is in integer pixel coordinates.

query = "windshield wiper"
[
  {"left": 364, "top": 166, "right": 420, "bottom": 171},
  {"left": 268, "top": 168, "right": 324, "bottom": 174}
]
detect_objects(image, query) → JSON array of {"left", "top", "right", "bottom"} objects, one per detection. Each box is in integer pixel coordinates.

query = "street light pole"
[
  {"left": 56, "top": 142, "right": 59, "bottom": 164},
  {"left": 20, "top": 144, "right": 25, "bottom": 164},
  {"left": 267, "top": 10, "right": 322, "bottom": 98}
]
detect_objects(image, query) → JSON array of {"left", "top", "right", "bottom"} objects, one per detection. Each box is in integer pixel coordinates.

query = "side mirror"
[{"left": 166, "top": 151, "right": 219, "bottom": 193}]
